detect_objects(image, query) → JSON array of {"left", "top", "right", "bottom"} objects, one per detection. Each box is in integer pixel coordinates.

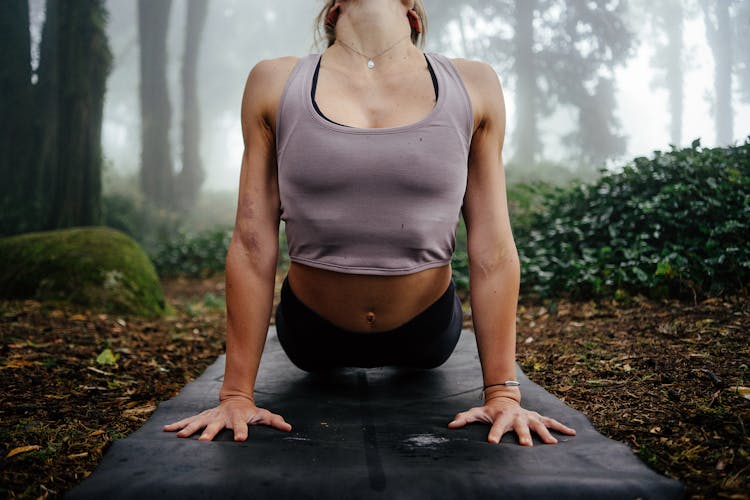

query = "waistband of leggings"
[{"left": 279, "top": 275, "right": 457, "bottom": 337}]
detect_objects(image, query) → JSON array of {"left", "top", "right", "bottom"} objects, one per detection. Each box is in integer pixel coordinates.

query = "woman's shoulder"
[
  {"left": 440, "top": 55, "right": 504, "bottom": 122},
  {"left": 245, "top": 56, "right": 302, "bottom": 90},
  {"left": 241, "top": 56, "right": 306, "bottom": 119},
  {"left": 442, "top": 55, "right": 503, "bottom": 91}
]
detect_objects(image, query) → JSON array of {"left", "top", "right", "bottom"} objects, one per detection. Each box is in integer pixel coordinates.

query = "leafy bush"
[
  {"left": 507, "top": 180, "right": 563, "bottom": 229},
  {"left": 513, "top": 138, "right": 750, "bottom": 300},
  {"left": 102, "top": 192, "right": 186, "bottom": 257},
  {"left": 451, "top": 182, "right": 559, "bottom": 293},
  {"left": 151, "top": 227, "right": 233, "bottom": 279},
  {"left": 451, "top": 217, "right": 469, "bottom": 291},
  {"left": 151, "top": 225, "right": 291, "bottom": 279}
]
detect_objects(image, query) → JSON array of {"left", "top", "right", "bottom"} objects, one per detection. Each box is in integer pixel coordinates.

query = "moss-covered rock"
[{"left": 0, "top": 226, "right": 168, "bottom": 317}]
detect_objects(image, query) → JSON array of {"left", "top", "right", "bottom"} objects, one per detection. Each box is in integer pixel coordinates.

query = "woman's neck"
[{"left": 332, "top": 1, "right": 416, "bottom": 69}]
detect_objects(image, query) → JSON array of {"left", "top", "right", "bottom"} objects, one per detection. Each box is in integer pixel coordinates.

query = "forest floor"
[{"left": 1, "top": 273, "right": 748, "bottom": 499}]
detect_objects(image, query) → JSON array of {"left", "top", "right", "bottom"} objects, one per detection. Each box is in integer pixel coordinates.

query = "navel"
[{"left": 365, "top": 311, "right": 376, "bottom": 328}]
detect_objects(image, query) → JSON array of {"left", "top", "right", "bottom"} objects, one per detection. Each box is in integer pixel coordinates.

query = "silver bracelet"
[{"left": 484, "top": 381, "right": 520, "bottom": 390}]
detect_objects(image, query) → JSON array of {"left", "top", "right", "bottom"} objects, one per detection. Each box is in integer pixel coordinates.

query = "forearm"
[
  {"left": 220, "top": 237, "right": 278, "bottom": 402},
  {"left": 469, "top": 248, "right": 521, "bottom": 402}
]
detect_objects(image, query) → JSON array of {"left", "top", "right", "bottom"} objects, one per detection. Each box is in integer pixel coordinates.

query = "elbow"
[
  {"left": 468, "top": 243, "right": 520, "bottom": 280},
  {"left": 226, "top": 229, "right": 278, "bottom": 280}
]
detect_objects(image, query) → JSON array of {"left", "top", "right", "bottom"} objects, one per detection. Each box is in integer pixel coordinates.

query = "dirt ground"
[{"left": 1, "top": 274, "right": 748, "bottom": 499}]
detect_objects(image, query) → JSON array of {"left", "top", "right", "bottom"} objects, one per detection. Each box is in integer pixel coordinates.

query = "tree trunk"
[
  {"left": 574, "top": 77, "right": 626, "bottom": 169},
  {"left": 737, "top": 0, "right": 750, "bottom": 104},
  {"left": 43, "top": 0, "right": 112, "bottom": 229},
  {"left": 138, "top": 0, "right": 173, "bottom": 210},
  {"left": 512, "top": 0, "right": 538, "bottom": 167},
  {"left": 35, "top": 0, "right": 60, "bottom": 230},
  {"left": 0, "top": 0, "right": 34, "bottom": 235},
  {"left": 176, "top": 0, "right": 208, "bottom": 213},
  {"left": 666, "top": 1, "right": 684, "bottom": 146},
  {"left": 703, "top": 0, "right": 734, "bottom": 145}
]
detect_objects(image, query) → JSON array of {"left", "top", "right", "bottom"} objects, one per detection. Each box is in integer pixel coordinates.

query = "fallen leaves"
[
  {"left": 517, "top": 293, "right": 750, "bottom": 499},
  {"left": 1, "top": 359, "right": 42, "bottom": 369},
  {"left": 6, "top": 445, "right": 41, "bottom": 459},
  {"left": 2, "top": 274, "right": 748, "bottom": 499},
  {"left": 1, "top": 276, "right": 229, "bottom": 498},
  {"left": 122, "top": 403, "right": 157, "bottom": 418},
  {"left": 95, "top": 348, "right": 120, "bottom": 366}
]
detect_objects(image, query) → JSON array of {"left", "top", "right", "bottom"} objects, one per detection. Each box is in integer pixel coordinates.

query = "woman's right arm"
[{"left": 163, "top": 58, "right": 296, "bottom": 442}]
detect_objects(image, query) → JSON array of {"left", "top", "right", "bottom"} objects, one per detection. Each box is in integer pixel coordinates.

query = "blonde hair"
[{"left": 314, "top": 0, "right": 428, "bottom": 50}]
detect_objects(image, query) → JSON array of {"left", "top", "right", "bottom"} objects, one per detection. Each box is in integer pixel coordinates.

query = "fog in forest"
[{"left": 27, "top": 0, "right": 750, "bottom": 221}]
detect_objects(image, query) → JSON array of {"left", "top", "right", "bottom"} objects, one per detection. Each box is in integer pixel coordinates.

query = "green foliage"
[
  {"left": 451, "top": 217, "right": 469, "bottom": 292},
  {"left": 151, "top": 227, "right": 233, "bottom": 279},
  {"left": 505, "top": 159, "right": 599, "bottom": 187},
  {"left": 450, "top": 181, "right": 561, "bottom": 293},
  {"left": 102, "top": 166, "right": 237, "bottom": 258},
  {"left": 513, "top": 138, "right": 750, "bottom": 300},
  {"left": 102, "top": 192, "right": 185, "bottom": 257},
  {"left": 506, "top": 180, "right": 565, "bottom": 229},
  {"left": 96, "top": 348, "right": 120, "bottom": 366},
  {"left": 149, "top": 224, "right": 289, "bottom": 279}
]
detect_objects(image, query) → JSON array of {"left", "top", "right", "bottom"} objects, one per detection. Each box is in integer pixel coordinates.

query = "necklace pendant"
[{"left": 367, "top": 59, "right": 375, "bottom": 70}]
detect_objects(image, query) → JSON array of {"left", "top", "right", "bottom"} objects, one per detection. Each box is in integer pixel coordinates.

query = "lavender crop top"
[{"left": 275, "top": 52, "right": 474, "bottom": 276}]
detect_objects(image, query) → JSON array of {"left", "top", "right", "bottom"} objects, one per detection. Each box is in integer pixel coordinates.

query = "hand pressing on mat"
[
  {"left": 162, "top": 397, "right": 292, "bottom": 442},
  {"left": 448, "top": 396, "right": 576, "bottom": 446}
]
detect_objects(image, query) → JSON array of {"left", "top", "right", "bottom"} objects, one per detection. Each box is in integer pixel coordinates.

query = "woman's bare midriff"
[{"left": 286, "top": 261, "right": 453, "bottom": 333}]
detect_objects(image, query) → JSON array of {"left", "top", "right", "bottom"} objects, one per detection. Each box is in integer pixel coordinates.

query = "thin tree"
[
  {"left": 702, "top": 0, "right": 734, "bottom": 145},
  {"left": 648, "top": 0, "right": 686, "bottom": 146},
  {"left": 138, "top": 0, "right": 173, "bottom": 210},
  {"left": 176, "top": 0, "right": 208, "bottom": 213},
  {"left": 734, "top": 0, "right": 750, "bottom": 108},
  {"left": 512, "top": 0, "right": 542, "bottom": 169},
  {"left": 430, "top": 0, "right": 633, "bottom": 170}
]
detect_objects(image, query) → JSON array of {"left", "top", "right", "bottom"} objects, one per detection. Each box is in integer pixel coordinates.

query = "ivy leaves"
[{"left": 513, "top": 138, "right": 750, "bottom": 300}]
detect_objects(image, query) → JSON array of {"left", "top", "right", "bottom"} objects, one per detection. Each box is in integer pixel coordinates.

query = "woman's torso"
[{"left": 267, "top": 51, "right": 479, "bottom": 333}]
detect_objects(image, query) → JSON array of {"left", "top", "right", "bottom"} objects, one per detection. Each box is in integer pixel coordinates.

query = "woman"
[{"left": 164, "top": 0, "right": 576, "bottom": 446}]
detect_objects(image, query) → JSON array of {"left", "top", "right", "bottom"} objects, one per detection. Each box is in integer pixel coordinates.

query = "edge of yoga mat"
[{"left": 67, "top": 328, "right": 685, "bottom": 500}]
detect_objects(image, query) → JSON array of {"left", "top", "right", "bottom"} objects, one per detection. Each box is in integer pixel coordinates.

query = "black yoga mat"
[{"left": 67, "top": 328, "right": 684, "bottom": 499}]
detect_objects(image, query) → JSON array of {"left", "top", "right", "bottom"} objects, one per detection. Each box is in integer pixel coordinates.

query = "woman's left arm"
[{"left": 447, "top": 60, "right": 576, "bottom": 445}]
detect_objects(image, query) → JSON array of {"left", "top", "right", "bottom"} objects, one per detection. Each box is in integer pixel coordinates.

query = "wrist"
[
  {"left": 482, "top": 385, "right": 521, "bottom": 404},
  {"left": 219, "top": 387, "right": 255, "bottom": 404}
]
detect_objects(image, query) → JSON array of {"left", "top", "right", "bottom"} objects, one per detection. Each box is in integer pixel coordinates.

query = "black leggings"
[{"left": 274, "top": 275, "right": 463, "bottom": 372}]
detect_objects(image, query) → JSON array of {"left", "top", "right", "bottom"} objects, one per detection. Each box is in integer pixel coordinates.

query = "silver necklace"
[{"left": 335, "top": 33, "right": 411, "bottom": 70}]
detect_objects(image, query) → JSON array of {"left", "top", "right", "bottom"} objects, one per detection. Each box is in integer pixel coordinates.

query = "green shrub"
[
  {"left": 102, "top": 192, "right": 186, "bottom": 258},
  {"left": 507, "top": 180, "right": 563, "bottom": 229},
  {"left": 151, "top": 225, "right": 291, "bottom": 279},
  {"left": 451, "top": 217, "right": 469, "bottom": 292},
  {"left": 151, "top": 227, "right": 233, "bottom": 278},
  {"left": 450, "top": 182, "right": 559, "bottom": 294},
  {"left": 514, "top": 138, "right": 750, "bottom": 300}
]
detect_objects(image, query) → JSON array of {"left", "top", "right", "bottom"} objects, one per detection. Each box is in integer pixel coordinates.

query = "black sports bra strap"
[{"left": 311, "top": 54, "right": 439, "bottom": 128}]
